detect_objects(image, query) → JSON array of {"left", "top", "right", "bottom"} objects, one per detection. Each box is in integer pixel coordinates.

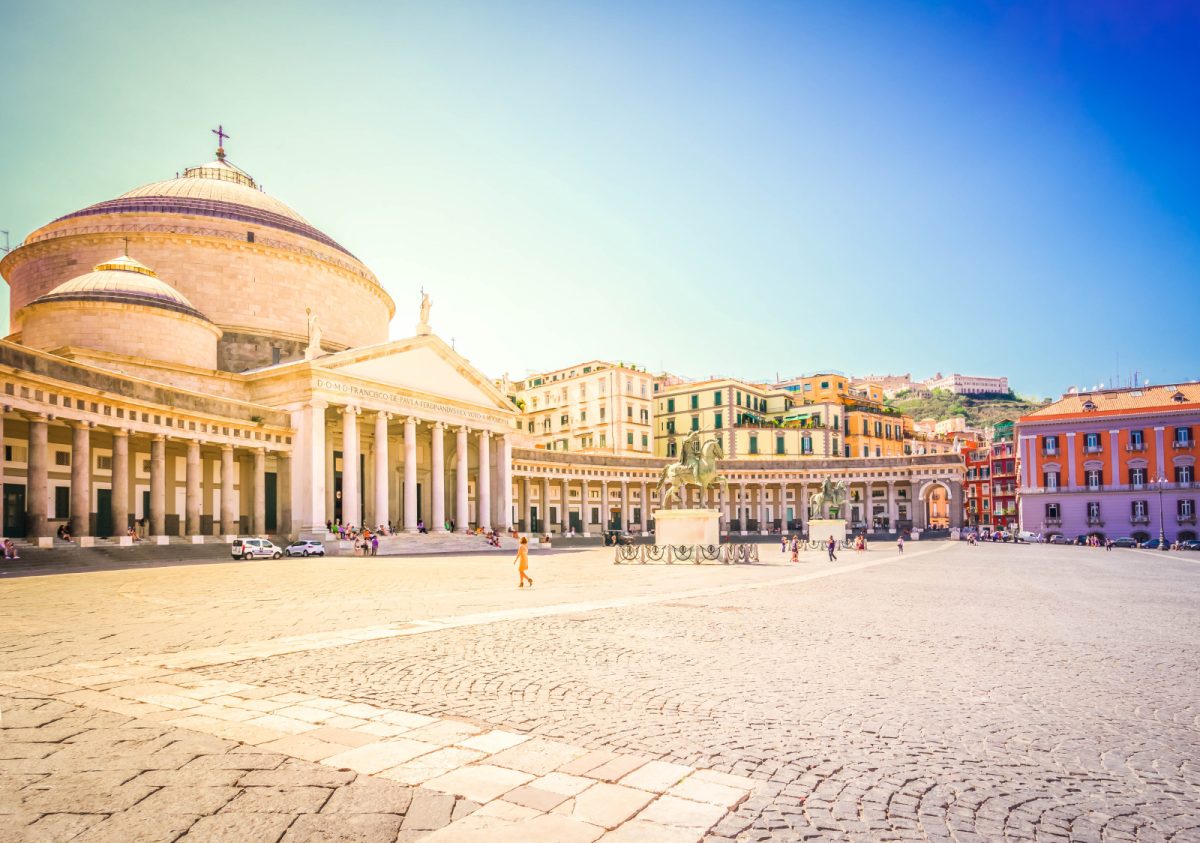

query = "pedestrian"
[
  {"left": 780, "top": 535, "right": 787, "bottom": 554},
  {"left": 897, "top": 534, "right": 905, "bottom": 554},
  {"left": 3, "top": 539, "right": 18, "bottom": 560},
  {"left": 514, "top": 536, "right": 533, "bottom": 588},
  {"left": 371, "top": 534, "right": 379, "bottom": 556},
  {"left": 790, "top": 535, "right": 799, "bottom": 564},
  {"left": 826, "top": 536, "right": 837, "bottom": 562}
]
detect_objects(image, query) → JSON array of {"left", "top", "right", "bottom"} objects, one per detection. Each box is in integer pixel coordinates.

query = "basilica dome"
[
  {"left": 1, "top": 141, "right": 394, "bottom": 373},
  {"left": 14, "top": 254, "right": 221, "bottom": 370}
]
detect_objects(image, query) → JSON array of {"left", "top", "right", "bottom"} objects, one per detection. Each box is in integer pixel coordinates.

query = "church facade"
[{"left": 0, "top": 142, "right": 963, "bottom": 546}]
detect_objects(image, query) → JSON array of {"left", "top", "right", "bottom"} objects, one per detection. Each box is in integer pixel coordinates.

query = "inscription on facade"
[{"left": 315, "top": 377, "right": 507, "bottom": 426}]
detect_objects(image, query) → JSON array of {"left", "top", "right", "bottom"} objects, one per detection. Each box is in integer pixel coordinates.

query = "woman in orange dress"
[{"left": 514, "top": 536, "right": 533, "bottom": 588}]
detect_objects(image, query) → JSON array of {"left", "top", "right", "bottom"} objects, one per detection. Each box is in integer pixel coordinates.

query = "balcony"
[
  {"left": 1126, "top": 442, "right": 1146, "bottom": 453},
  {"left": 1130, "top": 515, "right": 1150, "bottom": 525},
  {"left": 1173, "top": 439, "right": 1195, "bottom": 450},
  {"left": 1041, "top": 448, "right": 1059, "bottom": 457},
  {"left": 1086, "top": 516, "right": 1104, "bottom": 526},
  {"left": 1043, "top": 518, "right": 1063, "bottom": 527},
  {"left": 1083, "top": 445, "right": 1103, "bottom": 454},
  {"left": 1179, "top": 514, "right": 1198, "bottom": 525}
]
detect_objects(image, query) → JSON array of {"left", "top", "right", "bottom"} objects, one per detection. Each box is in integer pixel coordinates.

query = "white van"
[
  {"left": 231, "top": 538, "right": 282, "bottom": 560},
  {"left": 1016, "top": 530, "right": 1042, "bottom": 543}
]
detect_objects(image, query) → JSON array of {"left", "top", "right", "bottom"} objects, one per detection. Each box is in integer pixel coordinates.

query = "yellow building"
[
  {"left": 774, "top": 373, "right": 913, "bottom": 459},
  {"left": 512, "top": 361, "right": 653, "bottom": 456},
  {"left": 653, "top": 378, "right": 844, "bottom": 460}
]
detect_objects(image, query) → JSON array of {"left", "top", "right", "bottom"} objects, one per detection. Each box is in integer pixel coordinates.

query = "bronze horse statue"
[{"left": 658, "top": 436, "right": 728, "bottom": 506}]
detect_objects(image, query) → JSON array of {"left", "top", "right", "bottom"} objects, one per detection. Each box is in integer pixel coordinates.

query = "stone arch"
[{"left": 917, "top": 479, "right": 957, "bottom": 530}]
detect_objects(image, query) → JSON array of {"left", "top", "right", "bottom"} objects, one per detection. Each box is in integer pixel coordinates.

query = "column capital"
[
  {"left": 375, "top": 411, "right": 392, "bottom": 422},
  {"left": 109, "top": 426, "right": 132, "bottom": 438},
  {"left": 68, "top": 419, "right": 94, "bottom": 430},
  {"left": 479, "top": 430, "right": 492, "bottom": 440},
  {"left": 339, "top": 404, "right": 360, "bottom": 416},
  {"left": 220, "top": 443, "right": 234, "bottom": 452},
  {"left": 151, "top": 433, "right": 166, "bottom": 442},
  {"left": 404, "top": 416, "right": 419, "bottom": 426},
  {"left": 309, "top": 399, "right": 329, "bottom": 411},
  {"left": 432, "top": 420, "right": 445, "bottom": 430}
]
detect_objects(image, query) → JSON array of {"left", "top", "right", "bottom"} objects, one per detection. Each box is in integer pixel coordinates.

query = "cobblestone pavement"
[{"left": 3, "top": 543, "right": 1199, "bottom": 841}]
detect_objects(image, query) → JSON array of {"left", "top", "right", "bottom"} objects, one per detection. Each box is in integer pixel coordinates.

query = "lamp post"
[{"left": 1157, "top": 475, "right": 1169, "bottom": 551}]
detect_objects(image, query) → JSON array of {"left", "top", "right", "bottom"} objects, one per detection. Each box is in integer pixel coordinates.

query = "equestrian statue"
[
  {"left": 808, "top": 476, "right": 848, "bottom": 518},
  {"left": 657, "top": 431, "right": 728, "bottom": 507}
]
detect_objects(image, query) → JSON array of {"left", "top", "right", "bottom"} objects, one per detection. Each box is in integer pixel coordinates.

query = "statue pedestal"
[
  {"left": 807, "top": 518, "right": 846, "bottom": 544},
  {"left": 654, "top": 509, "right": 720, "bottom": 546}
]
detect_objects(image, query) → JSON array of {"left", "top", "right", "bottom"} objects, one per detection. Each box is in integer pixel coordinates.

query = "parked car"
[
  {"left": 1181, "top": 540, "right": 1200, "bottom": 551},
  {"left": 1110, "top": 537, "right": 1139, "bottom": 548},
  {"left": 1074, "top": 535, "right": 1089, "bottom": 545},
  {"left": 284, "top": 539, "right": 326, "bottom": 557},
  {"left": 994, "top": 530, "right": 1013, "bottom": 543},
  {"left": 1048, "top": 534, "right": 1072, "bottom": 545},
  {"left": 1016, "top": 530, "right": 1042, "bottom": 543},
  {"left": 1140, "top": 538, "right": 1166, "bottom": 550},
  {"left": 231, "top": 538, "right": 282, "bottom": 560}
]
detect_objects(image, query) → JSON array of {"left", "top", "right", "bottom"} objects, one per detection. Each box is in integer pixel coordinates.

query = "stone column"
[
  {"left": 291, "top": 400, "right": 326, "bottom": 537},
  {"left": 601, "top": 480, "right": 609, "bottom": 531},
  {"left": 863, "top": 481, "right": 873, "bottom": 530},
  {"left": 540, "top": 477, "right": 550, "bottom": 533},
  {"left": 27, "top": 416, "right": 49, "bottom": 539},
  {"left": 477, "top": 431, "right": 491, "bottom": 531},
  {"left": 363, "top": 438, "right": 375, "bottom": 528},
  {"left": 949, "top": 480, "right": 964, "bottom": 529},
  {"left": 431, "top": 422, "right": 446, "bottom": 532},
  {"left": 70, "top": 422, "right": 91, "bottom": 538},
  {"left": 522, "top": 476, "right": 532, "bottom": 533},
  {"left": 455, "top": 426, "right": 469, "bottom": 532},
  {"left": 579, "top": 479, "right": 590, "bottom": 535},
  {"left": 778, "top": 481, "right": 787, "bottom": 530},
  {"left": 403, "top": 417, "right": 418, "bottom": 532},
  {"left": 277, "top": 454, "right": 292, "bottom": 536},
  {"left": 150, "top": 435, "right": 166, "bottom": 536},
  {"left": 759, "top": 482, "right": 768, "bottom": 533},
  {"left": 374, "top": 412, "right": 390, "bottom": 531},
  {"left": 112, "top": 429, "right": 129, "bottom": 536},
  {"left": 641, "top": 480, "right": 650, "bottom": 534},
  {"left": 221, "top": 445, "right": 237, "bottom": 537},
  {"left": 324, "top": 423, "right": 335, "bottom": 523},
  {"left": 251, "top": 449, "right": 266, "bottom": 535},
  {"left": 185, "top": 439, "right": 202, "bottom": 536},
  {"left": 500, "top": 434, "right": 513, "bottom": 530},
  {"left": 340, "top": 406, "right": 360, "bottom": 527},
  {"left": 887, "top": 480, "right": 897, "bottom": 529},
  {"left": 560, "top": 477, "right": 570, "bottom": 533},
  {"left": 909, "top": 480, "right": 922, "bottom": 529},
  {"left": 800, "top": 484, "right": 810, "bottom": 531}
]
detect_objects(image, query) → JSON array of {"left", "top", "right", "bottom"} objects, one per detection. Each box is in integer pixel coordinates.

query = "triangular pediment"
[{"left": 315, "top": 335, "right": 516, "bottom": 415}]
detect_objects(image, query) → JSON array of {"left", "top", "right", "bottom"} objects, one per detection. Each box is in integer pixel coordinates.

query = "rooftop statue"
[
  {"left": 658, "top": 431, "right": 728, "bottom": 507},
  {"left": 304, "top": 307, "right": 323, "bottom": 360}
]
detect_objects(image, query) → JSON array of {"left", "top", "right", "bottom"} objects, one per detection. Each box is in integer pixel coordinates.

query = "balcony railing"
[
  {"left": 1020, "top": 481, "right": 1200, "bottom": 494},
  {"left": 1130, "top": 515, "right": 1150, "bottom": 525},
  {"left": 1086, "top": 516, "right": 1104, "bottom": 526},
  {"left": 1042, "top": 448, "right": 1059, "bottom": 457},
  {"left": 1173, "top": 439, "right": 1194, "bottom": 449},
  {"left": 1043, "top": 518, "right": 1063, "bottom": 527},
  {"left": 1179, "top": 514, "right": 1198, "bottom": 525},
  {"left": 1126, "top": 443, "right": 1146, "bottom": 452}
]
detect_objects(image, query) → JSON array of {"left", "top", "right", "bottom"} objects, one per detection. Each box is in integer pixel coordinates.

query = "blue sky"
[{"left": 2, "top": 1, "right": 1198, "bottom": 398}]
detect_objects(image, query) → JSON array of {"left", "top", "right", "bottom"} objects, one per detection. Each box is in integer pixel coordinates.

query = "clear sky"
[{"left": 2, "top": 1, "right": 1198, "bottom": 398}]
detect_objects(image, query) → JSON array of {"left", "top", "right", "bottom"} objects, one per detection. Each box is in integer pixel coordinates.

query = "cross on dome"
[{"left": 211, "top": 124, "right": 230, "bottom": 159}]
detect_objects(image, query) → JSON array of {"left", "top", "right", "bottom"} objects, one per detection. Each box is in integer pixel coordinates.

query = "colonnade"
[
  {"left": 0, "top": 412, "right": 286, "bottom": 541},
  {"left": 293, "top": 401, "right": 513, "bottom": 535}
]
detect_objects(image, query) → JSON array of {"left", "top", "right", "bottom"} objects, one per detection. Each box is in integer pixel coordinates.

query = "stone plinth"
[
  {"left": 808, "top": 518, "right": 846, "bottom": 544},
  {"left": 654, "top": 509, "right": 720, "bottom": 547}
]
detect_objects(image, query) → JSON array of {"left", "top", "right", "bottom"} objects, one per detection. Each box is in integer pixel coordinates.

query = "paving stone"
[
  {"left": 558, "top": 750, "right": 621, "bottom": 776},
  {"left": 423, "top": 763, "right": 535, "bottom": 802},
  {"left": 619, "top": 760, "right": 694, "bottom": 793},
  {"left": 243, "top": 714, "right": 320, "bottom": 735},
  {"left": 132, "top": 784, "right": 241, "bottom": 815},
  {"left": 220, "top": 785, "right": 332, "bottom": 814},
  {"left": 71, "top": 812, "right": 199, "bottom": 843},
  {"left": 488, "top": 738, "right": 589, "bottom": 775},
  {"left": 377, "top": 746, "right": 486, "bottom": 785},
  {"left": 176, "top": 813, "right": 295, "bottom": 842},
  {"left": 571, "top": 782, "right": 657, "bottom": 829},
  {"left": 181, "top": 753, "right": 286, "bottom": 771},
  {"left": 421, "top": 812, "right": 606, "bottom": 843},
  {"left": 636, "top": 794, "right": 728, "bottom": 830},
  {"left": 321, "top": 777, "right": 414, "bottom": 814},
  {"left": 503, "top": 783, "right": 573, "bottom": 811},
  {"left": 17, "top": 771, "right": 154, "bottom": 813},
  {"left": 239, "top": 759, "right": 357, "bottom": 788},
  {"left": 258, "top": 735, "right": 355, "bottom": 763},
  {"left": 667, "top": 776, "right": 749, "bottom": 808},
  {"left": 21, "top": 813, "right": 106, "bottom": 841},
  {"left": 280, "top": 812, "right": 403, "bottom": 842},
  {"left": 399, "top": 788, "right": 456, "bottom": 831},
  {"left": 458, "top": 728, "right": 531, "bottom": 754},
  {"left": 321, "top": 739, "right": 440, "bottom": 775},
  {"left": 473, "top": 799, "right": 543, "bottom": 820},
  {"left": 302, "top": 726, "right": 381, "bottom": 748},
  {"left": 378, "top": 711, "right": 438, "bottom": 729},
  {"left": 584, "top": 754, "right": 651, "bottom": 783},
  {"left": 400, "top": 719, "right": 484, "bottom": 745},
  {"left": 687, "top": 769, "right": 757, "bottom": 792},
  {"left": 597, "top": 820, "right": 705, "bottom": 843},
  {"left": 533, "top": 771, "right": 598, "bottom": 796},
  {"left": 352, "top": 721, "right": 412, "bottom": 738}
]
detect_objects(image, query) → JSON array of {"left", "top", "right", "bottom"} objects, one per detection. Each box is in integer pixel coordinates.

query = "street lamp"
[{"left": 1157, "top": 474, "right": 1169, "bottom": 551}]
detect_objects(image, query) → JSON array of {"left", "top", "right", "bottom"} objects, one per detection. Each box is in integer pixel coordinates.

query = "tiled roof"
[{"left": 1022, "top": 383, "right": 1200, "bottom": 420}]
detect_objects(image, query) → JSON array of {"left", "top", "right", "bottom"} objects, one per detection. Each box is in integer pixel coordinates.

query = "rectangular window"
[
  {"left": 1085, "top": 469, "right": 1103, "bottom": 489},
  {"left": 1044, "top": 471, "right": 1059, "bottom": 490},
  {"left": 96, "top": 455, "right": 112, "bottom": 471},
  {"left": 642, "top": 434, "right": 648, "bottom": 447},
  {"left": 748, "top": 435, "right": 758, "bottom": 455},
  {"left": 1087, "top": 501, "right": 1101, "bottom": 520},
  {"left": 667, "top": 398, "right": 675, "bottom": 413},
  {"left": 776, "top": 437, "right": 785, "bottom": 455},
  {"left": 1129, "top": 429, "right": 1144, "bottom": 447},
  {"left": 54, "top": 451, "right": 70, "bottom": 467},
  {"left": 821, "top": 381, "right": 829, "bottom": 389},
  {"left": 736, "top": 392, "right": 742, "bottom": 406},
  {"left": 691, "top": 416, "right": 699, "bottom": 431},
  {"left": 599, "top": 406, "right": 606, "bottom": 420},
  {"left": 801, "top": 436, "right": 813, "bottom": 455},
  {"left": 54, "top": 486, "right": 70, "bottom": 519},
  {"left": 627, "top": 432, "right": 633, "bottom": 446},
  {"left": 1084, "top": 432, "right": 1101, "bottom": 451},
  {"left": 1176, "top": 427, "right": 1194, "bottom": 444},
  {"left": 599, "top": 433, "right": 606, "bottom": 448},
  {"left": 1043, "top": 435, "right": 1059, "bottom": 454},
  {"left": 714, "top": 391, "right": 722, "bottom": 405},
  {"left": 714, "top": 412, "right": 723, "bottom": 429},
  {"left": 691, "top": 394, "right": 699, "bottom": 410},
  {"left": 580, "top": 410, "right": 587, "bottom": 423},
  {"left": 1176, "top": 465, "right": 1194, "bottom": 483},
  {"left": 1132, "top": 500, "right": 1148, "bottom": 518},
  {"left": 1128, "top": 467, "right": 1146, "bottom": 486},
  {"left": 1045, "top": 503, "right": 1060, "bottom": 519},
  {"left": 1180, "top": 499, "right": 1195, "bottom": 517}
]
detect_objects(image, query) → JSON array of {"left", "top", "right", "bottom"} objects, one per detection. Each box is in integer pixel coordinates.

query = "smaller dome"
[{"left": 31, "top": 254, "right": 211, "bottom": 321}]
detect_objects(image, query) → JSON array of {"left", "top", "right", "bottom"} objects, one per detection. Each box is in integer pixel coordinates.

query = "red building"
[{"left": 962, "top": 420, "right": 1018, "bottom": 531}]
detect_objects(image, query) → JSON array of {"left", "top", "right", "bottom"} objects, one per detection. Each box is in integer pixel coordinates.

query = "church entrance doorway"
[{"left": 3, "top": 484, "right": 25, "bottom": 537}]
